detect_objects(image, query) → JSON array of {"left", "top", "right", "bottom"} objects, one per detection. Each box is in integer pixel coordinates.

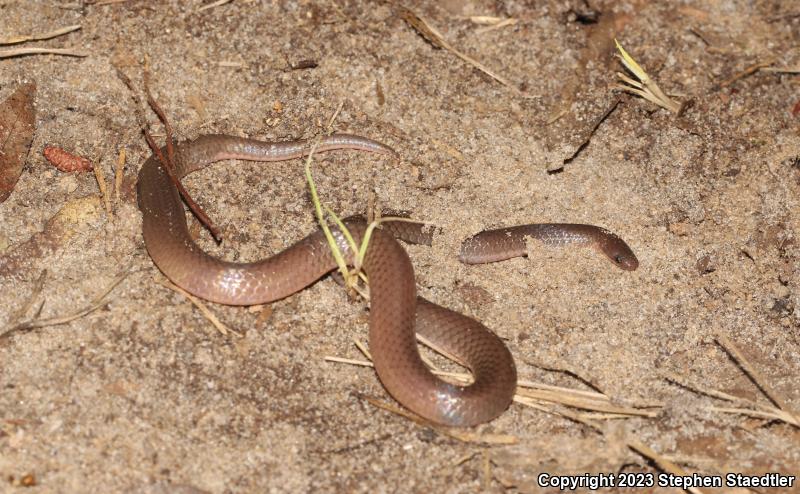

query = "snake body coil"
[{"left": 137, "top": 134, "right": 637, "bottom": 426}]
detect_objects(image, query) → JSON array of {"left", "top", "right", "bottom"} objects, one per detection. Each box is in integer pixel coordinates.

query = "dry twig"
[
  {"left": 116, "top": 69, "right": 223, "bottom": 240},
  {"left": 157, "top": 277, "right": 242, "bottom": 337},
  {"left": 665, "top": 352, "right": 799, "bottom": 428},
  {"left": 359, "top": 394, "right": 518, "bottom": 445},
  {"left": 398, "top": 6, "right": 532, "bottom": 98},
  {"left": 114, "top": 147, "right": 126, "bottom": 206},
  {"left": 327, "top": 338, "right": 660, "bottom": 420},
  {"left": 626, "top": 440, "right": 707, "bottom": 494},
  {"left": 198, "top": 0, "right": 233, "bottom": 11},
  {"left": 93, "top": 158, "right": 112, "bottom": 217},
  {"left": 468, "top": 16, "right": 518, "bottom": 34},
  {"left": 6, "top": 271, "right": 47, "bottom": 327},
  {"left": 327, "top": 330, "right": 709, "bottom": 489},
  {"left": 718, "top": 57, "right": 777, "bottom": 88},
  {"left": 0, "top": 47, "right": 87, "bottom": 59},
  {"left": 1, "top": 270, "right": 130, "bottom": 340},
  {"left": 143, "top": 74, "right": 222, "bottom": 241},
  {"left": 761, "top": 66, "right": 800, "bottom": 74},
  {"left": 0, "top": 25, "right": 81, "bottom": 45},
  {"left": 715, "top": 333, "right": 799, "bottom": 426}
]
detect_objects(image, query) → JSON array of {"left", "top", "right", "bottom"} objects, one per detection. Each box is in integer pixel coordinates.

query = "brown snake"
[{"left": 137, "top": 133, "right": 638, "bottom": 426}]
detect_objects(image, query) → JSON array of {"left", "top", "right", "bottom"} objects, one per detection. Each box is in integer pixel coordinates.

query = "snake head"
[{"left": 600, "top": 232, "right": 639, "bottom": 271}]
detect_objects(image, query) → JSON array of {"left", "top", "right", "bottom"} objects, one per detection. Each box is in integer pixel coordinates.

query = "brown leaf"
[{"left": 0, "top": 82, "right": 36, "bottom": 203}]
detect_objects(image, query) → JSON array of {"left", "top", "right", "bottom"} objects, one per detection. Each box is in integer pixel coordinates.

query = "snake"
[{"left": 137, "top": 133, "right": 638, "bottom": 426}]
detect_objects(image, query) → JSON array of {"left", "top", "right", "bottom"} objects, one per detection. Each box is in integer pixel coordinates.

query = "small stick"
[
  {"left": 0, "top": 270, "right": 130, "bottom": 340},
  {"left": 514, "top": 388, "right": 658, "bottom": 417},
  {"left": 710, "top": 406, "right": 799, "bottom": 426},
  {"left": 536, "top": 405, "right": 707, "bottom": 494},
  {"left": 666, "top": 371, "right": 799, "bottom": 428},
  {"left": 0, "top": 48, "right": 87, "bottom": 59},
  {"left": 480, "top": 451, "right": 491, "bottom": 490},
  {"left": 626, "top": 440, "right": 707, "bottom": 494},
  {"left": 217, "top": 60, "right": 245, "bottom": 68},
  {"left": 353, "top": 338, "right": 373, "bottom": 361},
  {"left": 335, "top": 338, "right": 704, "bottom": 491},
  {"left": 93, "top": 159, "right": 112, "bottom": 216},
  {"left": 116, "top": 69, "right": 221, "bottom": 238},
  {"left": 114, "top": 147, "right": 126, "bottom": 205},
  {"left": 475, "top": 18, "right": 518, "bottom": 34},
  {"left": 324, "top": 356, "right": 373, "bottom": 367},
  {"left": 417, "top": 333, "right": 467, "bottom": 367},
  {"left": 664, "top": 371, "right": 759, "bottom": 408},
  {"left": 398, "top": 6, "right": 532, "bottom": 98},
  {"left": 761, "top": 66, "right": 800, "bottom": 74},
  {"left": 715, "top": 333, "right": 797, "bottom": 420},
  {"left": 327, "top": 353, "right": 657, "bottom": 417},
  {"left": 7, "top": 270, "right": 47, "bottom": 326},
  {"left": 718, "top": 57, "right": 777, "bottom": 88},
  {"left": 358, "top": 393, "right": 518, "bottom": 445},
  {"left": 516, "top": 379, "right": 608, "bottom": 400},
  {"left": 157, "top": 278, "right": 241, "bottom": 337},
  {"left": 0, "top": 25, "right": 81, "bottom": 45},
  {"left": 142, "top": 71, "right": 176, "bottom": 179},
  {"left": 198, "top": 0, "right": 233, "bottom": 12}
]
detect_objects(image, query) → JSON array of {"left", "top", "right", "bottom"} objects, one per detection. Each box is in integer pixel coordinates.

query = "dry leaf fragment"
[
  {"left": 0, "top": 195, "right": 102, "bottom": 277},
  {"left": 0, "top": 82, "right": 36, "bottom": 203}
]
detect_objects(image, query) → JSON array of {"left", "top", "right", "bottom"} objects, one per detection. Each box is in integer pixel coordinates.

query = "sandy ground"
[{"left": 1, "top": 1, "right": 799, "bottom": 493}]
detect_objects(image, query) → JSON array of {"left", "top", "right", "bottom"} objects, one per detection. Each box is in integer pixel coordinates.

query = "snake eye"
[{"left": 615, "top": 255, "right": 624, "bottom": 264}]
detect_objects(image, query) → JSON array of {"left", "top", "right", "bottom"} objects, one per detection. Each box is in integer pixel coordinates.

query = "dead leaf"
[
  {"left": 0, "top": 195, "right": 102, "bottom": 277},
  {"left": 0, "top": 82, "right": 36, "bottom": 203}
]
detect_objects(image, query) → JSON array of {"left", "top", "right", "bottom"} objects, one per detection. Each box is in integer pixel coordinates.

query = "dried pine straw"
[
  {"left": 0, "top": 19, "right": 82, "bottom": 59},
  {"left": 665, "top": 335, "right": 800, "bottom": 428},
  {"left": 1, "top": 270, "right": 130, "bottom": 340},
  {"left": 719, "top": 57, "right": 777, "bottom": 88},
  {"left": 761, "top": 65, "right": 800, "bottom": 74},
  {"left": 114, "top": 147, "right": 126, "bottom": 206},
  {"left": 327, "top": 337, "right": 719, "bottom": 492},
  {"left": 198, "top": 0, "right": 233, "bottom": 12},
  {"left": 157, "top": 277, "right": 242, "bottom": 338},
  {"left": 715, "top": 333, "right": 796, "bottom": 418},
  {"left": 0, "top": 25, "right": 81, "bottom": 45},
  {"left": 626, "top": 440, "right": 707, "bottom": 494},
  {"left": 398, "top": 6, "right": 532, "bottom": 98},
  {"left": 467, "top": 16, "right": 519, "bottom": 34},
  {"left": 359, "top": 393, "right": 518, "bottom": 445},
  {"left": 0, "top": 47, "right": 87, "bottom": 59},
  {"left": 327, "top": 337, "right": 662, "bottom": 420},
  {"left": 93, "top": 158, "right": 113, "bottom": 217}
]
